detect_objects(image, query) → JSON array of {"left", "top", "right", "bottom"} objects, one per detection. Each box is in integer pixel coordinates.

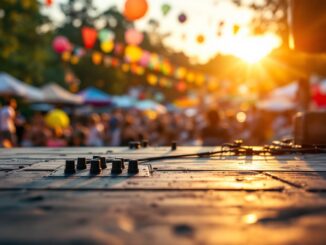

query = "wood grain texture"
[{"left": 0, "top": 147, "right": 326, "bottom": 244}]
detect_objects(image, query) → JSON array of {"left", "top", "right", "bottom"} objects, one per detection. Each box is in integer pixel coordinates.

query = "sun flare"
[{"left": 226, "top": 34, "right": 282, "bottom": 64}]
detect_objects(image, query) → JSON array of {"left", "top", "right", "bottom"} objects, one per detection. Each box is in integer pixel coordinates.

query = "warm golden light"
[{"left": 226, "top": 34, "right": 282, "bottom": 64}]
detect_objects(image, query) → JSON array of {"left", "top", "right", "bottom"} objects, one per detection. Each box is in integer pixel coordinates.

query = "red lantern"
[
  {"left": 82, "top": 27, "right": 98, "bottom": 49},
  {"left": 123, "top": 0, "right": 148, "bottom": 21},
  {"left": 45, "top": 0, "right": 53, "bottom": 6}
]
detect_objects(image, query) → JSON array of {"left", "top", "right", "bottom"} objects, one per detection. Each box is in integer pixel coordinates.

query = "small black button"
[
  {"left": 65, "top": 160, "right": 76, "bottom": 175},
  {"left": 171, "top": 141, "right": 177, "bottom": 151},
  {"left": 129, "top": 141, "right": 140, "bottom": 149},
  {"left": 90, "top": 159, "right": 101, "bottom": 175},
  {"left": 77, "top": 157, "right": 87, "bottom": 170},
  {"left": 128, "top": 160, "right": 139, "bottom": 174},
  {"left": 141, "top": 140, "right": 148, "bottom": 148},
  {"left": 111, "top": 159, "right": 123, "bottom": 174}
]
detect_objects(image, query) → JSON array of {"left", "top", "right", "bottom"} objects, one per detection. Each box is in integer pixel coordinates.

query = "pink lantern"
[
  {"left": 125, "top": 28, "right": 144, "bottom": 45},
  {"left": 139, "top": 51, "right": 150, "bottom": 66},
  {"left": 52, "top": 36, "right": 71, "bottom": 53}
]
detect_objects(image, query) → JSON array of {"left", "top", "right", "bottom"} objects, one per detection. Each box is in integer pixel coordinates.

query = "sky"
[{"left": 42, "top": 0, "right": 281, "bottom": 63}]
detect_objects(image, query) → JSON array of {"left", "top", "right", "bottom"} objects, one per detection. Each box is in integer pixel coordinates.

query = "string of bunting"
[{"left": 53, "top": 27, "right": 218, "bottom": 92}]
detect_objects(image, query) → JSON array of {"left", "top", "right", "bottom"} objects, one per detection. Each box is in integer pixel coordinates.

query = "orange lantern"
[
  {"left": 123, "top": 0, "right": 148, "bottom": 21},
  {"left": 147, "top": 74, "right": 158, "bottom": 85},
  {"left": 92, "top": 52, "right": 102, "bottom": 65},
  {"left": 82, "top": 27, "right": 97, "bottom": 49}
]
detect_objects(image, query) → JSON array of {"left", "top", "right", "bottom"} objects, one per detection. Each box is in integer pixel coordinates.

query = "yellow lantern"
[
  {"left": 100, "top": 40, "right": 114, "bottom": 53},
  {"left": 125, "top": 45, "right": 142, "bottom": 63}
]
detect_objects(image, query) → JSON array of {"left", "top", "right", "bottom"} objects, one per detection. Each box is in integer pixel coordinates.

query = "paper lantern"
[
  {"left": 161, "top": 4, "right": 171, "bottom": 16},
  {"left": 176, "top": 81, "right": 187, "bottom": 92},
  {"left": 195, "top": 73, "right": 205, "bottom": 86},
  {"left": 45, "top": 109, "right": 70, "bottom": 129},
  {"left": 178, "top": 13, "right": 187, "bottom": 23},
  {"left": 125, "top": 45, "right": 143, "bottom": 63},
  {"left": 99, "top": 29, "right": 115, "bottom": 42},
  {"left": 61, "top": 51, "right": 71, "bottom": 62},
  {"left": 100, "top": 40, "right": 114, "bottom": 53},
  {"left": 75, "top": 47, "right": 86, "bottom": 57},
  {"left": 139, "top": 51, "right": 151, "bottom": 66},
  {"left": 123, "top": 0, "right": 148, "bottom": 21},
  {"left": 82, "top": 27, "right": 97, "bottom": 49},
  {"left": 161, "top": 61, "right": 172, "bottom": 76},
  {"left": 136, "top": 66, "right": 145, "bottom": 75},
  {"left": 175, "top": 67, "right": 187, "bottom": 79},
  {"left": 147, "top": 74, "right": 158, "bottom": 85},
  {"left": 233, "top": 24, "right": 240, "bottom": 35},
  {"left": 92, "top": 52, "right": 102, "bottom": 65},
  {"left": 103, "top": 56, "right": 112, "bottom": 67},
  {"left": 186, "top": 72, "right": 195, "bottom": 82},
  {"left": 196, "top": 35, "right": 205, "bottom": 44},
  {"left": 52, "top": 36, "right": 71, "bottom": 53},
  {"left": 70, "top": 55, "right": 79, "bottom": 65},
  {"left": 114, "top": 43, "right": 125, "bottom": 55},
  {"left": 45, "top": 0, "right": 53, "bottom": 6},
  {"left": 125, "top": 29, "right": 144, "bottom": 45},
  {"left": 121, "top": 63, "right": 130, "bottom": 72},
  {"left": 111, "top": 58, "right": 120, "bottom": 67},
  {"left": 148, "top": 53, "right": 160, "bottom": 70}
]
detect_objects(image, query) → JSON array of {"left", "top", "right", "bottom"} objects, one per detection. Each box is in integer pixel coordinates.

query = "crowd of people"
[{"left": 0, "top": 98, "right": 294, "bottom": 148}]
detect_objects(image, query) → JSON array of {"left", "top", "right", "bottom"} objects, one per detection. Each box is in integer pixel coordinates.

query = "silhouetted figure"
[{"left": 201, "top": 109, "right": 229, "bottom": 146}]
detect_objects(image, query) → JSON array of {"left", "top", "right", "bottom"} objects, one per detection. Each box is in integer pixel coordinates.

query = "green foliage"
[{"left": 0, "top": 0, "right": 63, "bottom": 86}]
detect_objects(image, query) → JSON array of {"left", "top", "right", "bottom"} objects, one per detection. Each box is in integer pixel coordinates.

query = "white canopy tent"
[
  {"left": 257, "top": 82, "right": 297, "bottom": 111},
  {"left": 0, "top": 72, "right": 44, "bottom": 101},
  {"left": 41, "top": 83, "right": 83, "bottom": 105}
]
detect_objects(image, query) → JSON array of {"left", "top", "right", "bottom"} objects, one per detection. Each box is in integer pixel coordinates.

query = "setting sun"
[{"left": 225, "top": 34, "right": 282, "bottom": 64}]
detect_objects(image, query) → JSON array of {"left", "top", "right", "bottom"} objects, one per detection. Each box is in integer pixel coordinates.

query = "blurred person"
[
  {"left": 47, "top": 127, "right": 67, "bottom": 147},
  {"left": 69, "top": 129, "right": 87, "bottom": 147},
  {"left": 201, "top": 109, "right": 229, "bottom": 146},
  {"left": 87, "top": 113, "right": 104, "bottom": 146},
  {"left": 109, "top": 110, "right": 122, "bottom": 146},
  {"left": 0, "top": 98, "right": 17, "bottom": 147},
  {"left": 120, "top": 115, "right": 139, "bottom": 146}
]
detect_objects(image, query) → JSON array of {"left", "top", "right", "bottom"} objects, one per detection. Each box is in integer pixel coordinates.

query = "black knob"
[
  {"left": 129, "top": 141, "right": 140, "bottom": 149},
  {"left": 128, "top": 160, "right": 139, "bottom": 174},
  {"left": 141, "top": 140, "right": 148, "bottom": 148},
  {"left": 64, "top": 160, "right": 76, "bottom": 175},
  {"left": 111, "top": 159, "right": 123, "bottom": 174},
  {"left": 99, "top": 157, "right": 107, "bottom": 169},
  {"left": 77, "top": 157, "right": 87, "bottom": 170},
  {"left": 171, "top": 141, "right": 177, "bottom": 151},
  {"left": 90, "top": 159, "right": 101, "bottom": 175}
]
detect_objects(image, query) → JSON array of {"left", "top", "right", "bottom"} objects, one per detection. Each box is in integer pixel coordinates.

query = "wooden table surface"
[{"left": 0, "top": 147, "right": 326, "bottom": 244}]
